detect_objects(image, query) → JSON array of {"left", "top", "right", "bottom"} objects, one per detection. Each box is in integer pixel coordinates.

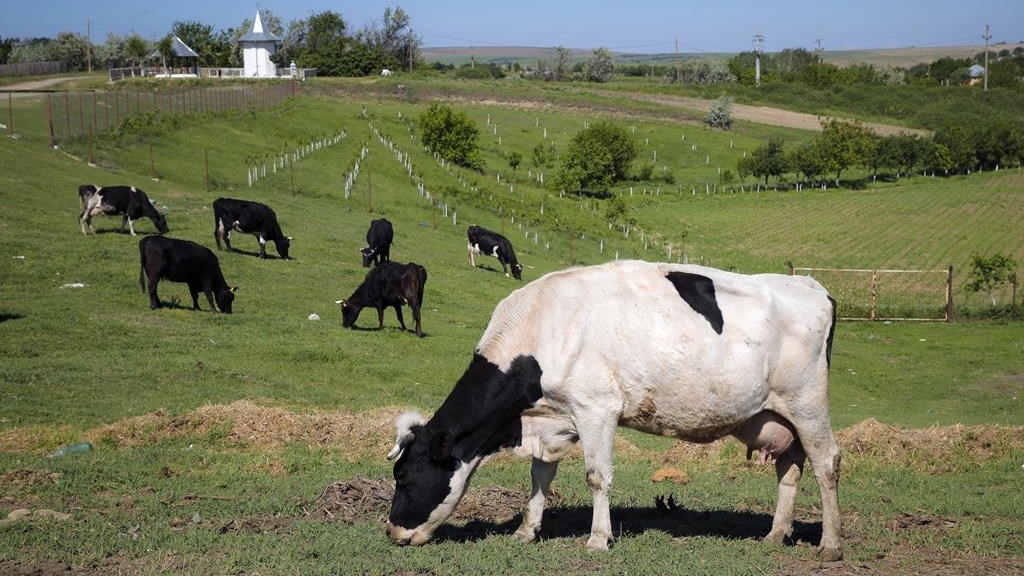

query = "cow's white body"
[{"left": 388, "top": 260, "right": 841, "bottom": 558}]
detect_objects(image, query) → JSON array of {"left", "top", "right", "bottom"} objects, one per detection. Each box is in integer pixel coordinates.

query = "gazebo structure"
[{"left": 240, "top": 10, "right": 282, "bottom": 78}]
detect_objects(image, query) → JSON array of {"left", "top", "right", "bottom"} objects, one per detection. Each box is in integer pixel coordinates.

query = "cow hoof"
[
  {"left": 585, "top": 535, "right": 610, "bottom": 552},
  {"left": 513, "top": 527, "right": 536, "bottom": 543},
  {"left": 764, "top": 529, "right": 791, "bottom": 546},
  {"left": 817, "top": 546, "right": 842, "bottom": 562}
]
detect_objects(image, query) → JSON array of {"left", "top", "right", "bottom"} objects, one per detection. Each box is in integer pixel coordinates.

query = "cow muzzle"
[{"left": 386, "top": 522, "right": 431, "bottom": 546}]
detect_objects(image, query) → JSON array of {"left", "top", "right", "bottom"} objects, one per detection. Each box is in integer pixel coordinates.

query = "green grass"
[{"left": 1, "top": 78, "right": 1023, "bottom": 575}]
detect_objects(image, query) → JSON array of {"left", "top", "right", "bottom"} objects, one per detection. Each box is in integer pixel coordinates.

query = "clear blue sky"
[{"left": 5, "top": 1, "right": 1023, "bottom": 54}]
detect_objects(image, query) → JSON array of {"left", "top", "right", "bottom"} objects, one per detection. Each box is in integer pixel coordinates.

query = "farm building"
[{"left": 240, "top": 10, "right": 282, "bottom": 78}]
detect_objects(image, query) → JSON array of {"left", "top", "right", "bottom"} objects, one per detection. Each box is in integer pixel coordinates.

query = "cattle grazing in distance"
[
  {"left": 467, "top": 225, "right": 523, "bottom": 280},
  {"left": 212, "top": 197, "right": 292, "bottom": 260},
  {"left": 361, "top": 218, "right": 394, "bottom": 267},
  {"left": 335, "top": 262, "right": 427, "bottom": 337},
  {"left": 79, "top": 185, "right": 169, "bottom": 236},
  {"left": 138, "top": 236, "right": 236, "bottom": 313},
  {"left": 385, "top": 260, "right": 842, "bottom": 561}
]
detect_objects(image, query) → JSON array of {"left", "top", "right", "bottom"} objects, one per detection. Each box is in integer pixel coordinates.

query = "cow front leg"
[
  {"left": 188, "top": 288, "right": 202, "bottom": 310},
  {"left": 514, "top": 458, "right": 559, "bottom": 543},
  {"left": 376, "top": 306, "right": 386, "bottom": 329},
  {"left": 126, "top": 216, "right": 137, "bottom": 236},
  {"left": 766, "top": 444, "right": 805, "bottom": 546},
  {"left": 576, "top": 417, "right": 618, "bottom": 551},
  {"left": 258, "top": 235, "right": 268, "bottom": 259}
]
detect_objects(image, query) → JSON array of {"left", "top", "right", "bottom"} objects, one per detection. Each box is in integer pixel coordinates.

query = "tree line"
[{"left": 0, "top": 6, "right": 422, "bottom": 76}]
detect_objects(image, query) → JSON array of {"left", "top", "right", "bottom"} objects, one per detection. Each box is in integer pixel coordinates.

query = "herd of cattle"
[
  {"left": 76, "top": 184, "right": 525, "bottom": 336},
  {"left": 78, "top": 183, "right": 845, "bottom": 560}
]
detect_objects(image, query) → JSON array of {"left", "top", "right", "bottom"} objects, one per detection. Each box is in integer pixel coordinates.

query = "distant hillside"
[{"left": 422, "top": 42, "right": 1024, "bottom": 69}]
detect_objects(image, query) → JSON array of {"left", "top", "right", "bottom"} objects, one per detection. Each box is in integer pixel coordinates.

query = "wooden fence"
[
  {"left": 0, "top": 61, "right": 66, "bottom": 77},
  {"left": 790, "top": 265, "right": 954, "bottom": 321}
]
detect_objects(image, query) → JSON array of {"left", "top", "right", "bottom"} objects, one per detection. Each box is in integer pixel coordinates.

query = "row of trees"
[
  {"left": 0, "top": 6, "right": 422, "bottom": 76},
  {"left": 737, "top": 117, "right": 1024, "bottom": 187}
]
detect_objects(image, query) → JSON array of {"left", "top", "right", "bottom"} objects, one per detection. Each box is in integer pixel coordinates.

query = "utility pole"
[
  {"left": 983, "top": 24, "right": 991, "bottom": 91},
  {"left": 753, "top": 34, "right": 764, "bottom": 87},
  {"left": 86, "top": 19, "right": 92, "bottom": 72},
  {"left": 815, "top": 38, "right": 824, "bottom": 63},
  {"left": 674, "top": 36, "right": 680, "bottom": 84}
]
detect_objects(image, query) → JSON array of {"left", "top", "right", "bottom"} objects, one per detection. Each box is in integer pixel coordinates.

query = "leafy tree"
[
  {"left": 799, "top": 62, "right": 843, "bottom": 89},
  {"left": 418, "top": 103, "right": 482, "bottom": 170},
  {"left": 727, "top": 51, "right": 772, "bottom": 86},
  {"left": 738, "top": 137, "right": 788, "bottom": 185},
  {"left": 704, "top": 95, "right": 733, "bottom": 130},
  {"left": 555, "top": 121, "right": 637, "bottom": 191},
  {"left": 531, "top": 141, "right": 555, "bottom": 169},
  {"left": 966, "top": 253, "right": 1018, "bottom": 306},
  {"left": 171, "top": 20, "right": 218, "bottom": 66},
  {"left": 356, "top": 7, "right": 423, "bottom": 72},
  {"left": 583, "top": 47, "right": 614, "bottom": 82},
  {"left": 0, "top": 36, "right": 15, "bottom": 65},
  {"left": 298, "top": 10, "right": 349, "bottom": 76},
  {"left": 123, "top": 34, "right": 151, "bottom": 67},
  {"left": 816, "top": 118, "right": 876, "bottom": 182},
  {"left": 924, "top": 142, "right": 954, "bottom": 175},
  {"left": 54, "top": 31, "right": 90, "bottom": 71},
  {"left": 554, "top": 45, "right": 571, "bottom": 81},
  {"left": 788, "top": 141, "right": 827, "bottom": 184},
  {"left": 773, "top": 47, "right": 817, "bottom": 81},
  {"left": 508, "top": 151, "right": 522, "bottom": 171},
  {"left": 933, "top": 124, "right": 975, "bottom": 174}
]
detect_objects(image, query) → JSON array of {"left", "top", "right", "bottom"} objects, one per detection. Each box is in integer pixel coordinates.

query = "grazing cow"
[
  {"left": 467, "top": 225, "right": 523, "bottom": 280},
  {"left": 212, "top": 197, "right": 292, "bottom": 260},
  {"left": 335, "top": 262, "right": 427, "bottom": 337},
  {"left": 385, "top": 260, "right": 842, "bottom": 560},
  {"left": 361, "top": 218, "right": 394, "bottom": 267},
  {"left": 79, "top": 185, "right": 169, "bottom": 236},
  {"left": 138, "top": 236, "right": 236, "bottom": 313}
]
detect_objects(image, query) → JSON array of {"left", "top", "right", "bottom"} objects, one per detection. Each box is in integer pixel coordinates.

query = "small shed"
[{"left": 240, "top": 10, "right": 282, "bottom": 78}]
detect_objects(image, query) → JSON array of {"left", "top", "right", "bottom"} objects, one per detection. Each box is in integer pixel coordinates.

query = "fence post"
[
  {"left": 870, "top": 269, "right": 878, "bottom": 321},
  {"left": 47, "top": 94, "right": 56, "bottom": 148},
  {"left": 7, "top": 92, "right": 12, "bottom": 135},
  {"left": 205, "top": 149, "right": 210, "bottom": 192},
  {"left": 946, "top": 265, "right": 954, "bottom": 322}
]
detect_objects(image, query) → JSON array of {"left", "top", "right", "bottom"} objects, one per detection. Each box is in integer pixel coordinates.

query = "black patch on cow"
[
  {"left": 664, "top": 272, "right": 724, "bottom": 334},
  {"left": 388, "top": 353, "right": 543, "bottom": 530}
]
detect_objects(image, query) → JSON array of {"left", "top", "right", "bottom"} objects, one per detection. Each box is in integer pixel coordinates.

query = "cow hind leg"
[
  {"left": 147, "top": 277, "right": 161, "bottom": 309},
  {"left": 514, "top": 458, "right": 559, "bottom": 543},
  {"left": 788, "top": 416, "right": 842, "bottom": 561},
  {"left": 393, "top": 305, "right": 407, "bottom": 331},
  {"left": 411, "top": 305, "right": 423, "bottom": 337},
  {"left": 766, "top": 444, "right": 805, "bottom": 546}
]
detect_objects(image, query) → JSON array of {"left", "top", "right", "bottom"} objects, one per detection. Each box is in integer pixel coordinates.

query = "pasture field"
[{"left": 1, "top": 78, "right": 1022, "bottom": 575}]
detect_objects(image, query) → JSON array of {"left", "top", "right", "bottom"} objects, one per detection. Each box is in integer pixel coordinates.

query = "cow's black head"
[
  {"left": 385, "top": 413, "right": 469, "bottom": 546},
  {"left": 360, "top": 246, "right": 375, "bottom": 268},
  {"left": 154, "top": 214, "right": 170, "bottom": 234},
  {"left": 216, "top": 287, "right": 236, "bottom": 314},
  {"left": 511, "top": 263, "right": 524, "bottom": 281},
  {"left": 275, "top": 237, "right": 292, "bottom": 260}
]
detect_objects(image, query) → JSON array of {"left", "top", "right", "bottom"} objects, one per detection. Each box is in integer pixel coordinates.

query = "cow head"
[
  {"left": 360, "top": 246, "right": 375, "bottom": 268},
  {"left": 154, "top": 213, "right": 170, "bottom": 235},
  {"left": 335, "top": 299, "right": 360, "bottom": 328},
  {"left": 216, "top": 286, "right": 237, "bottom": 314},
  {"left": 275, "top": 237, "right": 292, "bottom": 260},
  {"left": 511, "top": 263, "right": 524, "bottom": 281},
  {"left": 385, "top": 411, "right": 478, "bottom": 546}
]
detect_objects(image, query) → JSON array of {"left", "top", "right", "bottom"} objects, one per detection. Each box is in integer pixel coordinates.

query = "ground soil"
[{"left": 4, "top": 402, "right": 1022, "bottom": 575}]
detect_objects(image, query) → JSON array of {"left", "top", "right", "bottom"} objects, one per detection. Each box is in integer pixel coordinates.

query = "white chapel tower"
[{"left": 240, "top": 10, "right": 282, "bottom": 78}]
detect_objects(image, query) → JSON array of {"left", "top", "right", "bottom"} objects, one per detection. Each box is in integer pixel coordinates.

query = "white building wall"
[{"left": 243, "top": 44, "right": 278, "bottom": 78}]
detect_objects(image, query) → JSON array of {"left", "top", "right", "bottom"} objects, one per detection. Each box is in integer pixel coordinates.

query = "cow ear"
[
  {"left": 231, "top": 286, "right": 239, "bottom": 293},
  {"left": 334, "top": 299, "right": 347, "bottom": 307},
  {"left": 429, "top": 429, "right": 455, "bottom": 461}
]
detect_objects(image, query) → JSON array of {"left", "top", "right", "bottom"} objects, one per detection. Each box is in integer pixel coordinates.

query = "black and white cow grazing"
[
  {"left": 138, "top": 236, "right": 236, "bottom": 313},
  {"left": 361, "top": 218, "right": 394, "bottom": 267},
  {"left": 385, "top": 260, "right": 842, "bottom": 560},
  {"left": 212, "top": 197, "right": 292, "bottom": 260},
  {"left": 335, "top": 262, "right": 427, "bottom": 337},
  {"left": 79, "top": 184, "right": 169, "bottom": 236},
  {"left": 467, "top": 225, "right": 523, "bottom": 280}
]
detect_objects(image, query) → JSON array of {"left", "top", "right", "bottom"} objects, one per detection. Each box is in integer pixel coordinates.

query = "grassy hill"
[{"left": 1, "top": 78, "right": 1022, "bottom": 575}]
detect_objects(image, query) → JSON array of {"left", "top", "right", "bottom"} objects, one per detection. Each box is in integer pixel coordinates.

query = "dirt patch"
[{"left": 313, "top": 476, "right": 394, "bottom": 522}]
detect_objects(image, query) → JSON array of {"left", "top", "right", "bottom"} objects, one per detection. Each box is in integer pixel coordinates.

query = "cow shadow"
[
  {"left": 432, "top": 505, "right": 821, "bottom": 548},
  {"left": 472, "top": 263, "right": 502, "bottom": 275},
  {"left": 343, "top": 324, "right": 426, "bottom": 338},
  {"left": 223, "top": 247, "right": 289, "bottom": 260},
  {"left": 0, "top": 312, "right": 25, "bottom": 323}
]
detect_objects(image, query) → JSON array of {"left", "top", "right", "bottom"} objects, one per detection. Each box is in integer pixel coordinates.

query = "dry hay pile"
[
  {"left": 87, "top": 400, "right": 403, "bottom": 460},
  {"left": 837, "top": 418, "right": 1024, "bottom": 473}
]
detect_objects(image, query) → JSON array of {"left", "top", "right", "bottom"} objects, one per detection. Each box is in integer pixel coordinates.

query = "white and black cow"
[
  {"left": 467, "top": 225, "right": 523, "bottom": 280},
  {"left": 385, "top": 260, "right": 842, "bottom": 560},
  {"left": 361, "top": 218, "right": 394, "bottom": 267},
  {"left": 138, "top": 236, "right": 236, "bottom": 313},
  {"left": 213, "top": 197, "right": 292, "bottom": 260},
  {"left": 336, "top": 261, "right": 427, "bottom": 338},
  {"left": 79, "top": 184, "right": 169, "bottom": 236}
]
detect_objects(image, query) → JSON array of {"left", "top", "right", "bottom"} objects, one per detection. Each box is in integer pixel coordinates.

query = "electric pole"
[
  {"left": 753, "top": 34, "right": 764, "bottom": 87},
  {"left": 86, "top": 19, "right": 92, "bottom": 72},
  {"left": 983, "top": 24, "right": 991, "bottom": 91},
  {"left": 815, "top": 38, "right": 824, "bottom": 63}
]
